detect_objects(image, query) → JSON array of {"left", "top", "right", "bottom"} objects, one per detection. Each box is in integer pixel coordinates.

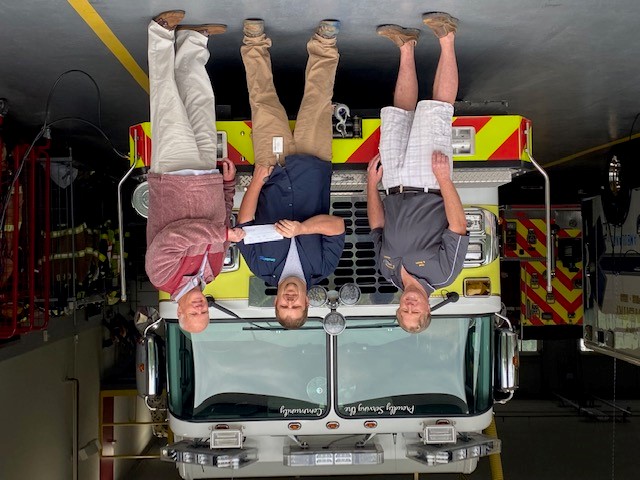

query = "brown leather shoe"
[
  {"left": 316, "top": 19, "right": 341, "bottom": 39},
  {"left": 422, "top": 12, "right": 459, "bottom": 38},
  {"left": 376, "top": 24, "right": 420, "bottom": 47},
  {"left": 243, "top": 19, "right": 265, "bottom": 38},
  {"left": 176, "top": 24, "right": 227, "bottom": 36},
  {"left": 153, "top": 10, "right": 185, "bottom": 31}
]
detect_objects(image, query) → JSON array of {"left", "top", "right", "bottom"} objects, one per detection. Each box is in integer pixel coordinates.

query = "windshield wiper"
[
  {"left": 207, "top": 296, "right": 275, "bottom": 330},
  {"left": 344, "top": 322, "right": 398, "bottom": 329},
  {"left": 242, "top": 325, "right": 326, "bottom": 331},
  {"left": 206, "top": 295, "right": 241, "bottom": 318}
]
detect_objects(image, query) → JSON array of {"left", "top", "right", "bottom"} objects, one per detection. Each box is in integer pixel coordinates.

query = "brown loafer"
[
  {"left": 176, "top": 24, "right": 227, "bottom": 36},
  {"left": 153, "top": 10, "right": 185, "bottom": 31},
  {"left": 376, "top": 24, "right": 420, "bottom": 47},
  {"left": 422, "top": 12, "right": 458, "bottom": 38}
]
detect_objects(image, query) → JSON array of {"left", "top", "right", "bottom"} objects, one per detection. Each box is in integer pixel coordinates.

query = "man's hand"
[
  {"left": 227, "top": 227, "right": 246, "bottom": 243},
  {"left": 432, "top": 150, "right": 452, "bottom": 183},
  {"left": 366, "top": 153, "right": 385, "bottom": 229},
  {"left": 251, "top": 164, "right": 274, "bottom": 186},
  {"left": 367, "top": 153, "right": 383, "bottom": 187},
  {"left": 219, "top": 158, "right": 236, "bottom": 182},
  {"left": 275, "top": 220, "right": 304, "bottom": 238},
  {"left": 238, "top": 164, "right": 274, "bottom": 224}
]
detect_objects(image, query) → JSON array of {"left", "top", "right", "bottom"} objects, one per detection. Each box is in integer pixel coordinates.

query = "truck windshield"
[
  {"left": 166, "top": 316, "right": 492, "bottom": 421},
  {"left": 166, "top": 320, "right": 329, "bottom": 421},
  {"left": 336, "top": 316, "right": 493, "bottom": 418}
]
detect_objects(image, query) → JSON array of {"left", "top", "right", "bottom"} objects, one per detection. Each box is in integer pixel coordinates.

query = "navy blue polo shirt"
[{"left": 238, "top": 154, "right": 345, "bottom": 287}]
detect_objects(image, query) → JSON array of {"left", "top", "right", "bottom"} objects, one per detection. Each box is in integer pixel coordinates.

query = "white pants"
[
  {"left": 379, "top": 100, "right": 454, "bottom": 190},
  {"left": 148, "top": 21, "right": 217, "bottom": 174}
]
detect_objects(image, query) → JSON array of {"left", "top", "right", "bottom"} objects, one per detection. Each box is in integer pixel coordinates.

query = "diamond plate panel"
[{"left": 236, "top": 168, "right": 518, "bottom": 193}]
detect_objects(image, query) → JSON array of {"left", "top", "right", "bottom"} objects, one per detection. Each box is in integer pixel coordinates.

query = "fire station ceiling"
[{"left": 1, "top": 0, "right": 639, "bottom": 200}]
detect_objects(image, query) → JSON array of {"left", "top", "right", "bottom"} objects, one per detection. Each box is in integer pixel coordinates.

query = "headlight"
[{"left": 465, "top": 212, "right": 484, "bottom": 232}]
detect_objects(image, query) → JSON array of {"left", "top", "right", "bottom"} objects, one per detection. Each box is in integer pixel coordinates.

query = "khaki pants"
[{"left": 241, "top": 33, "right": 339, "bottom": 166}]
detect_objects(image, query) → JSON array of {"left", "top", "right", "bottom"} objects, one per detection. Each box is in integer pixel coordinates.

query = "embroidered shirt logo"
[
  {"left": 383, "top": 256, "right": 395, "bottom": 270},
  {"left": 415, "top": 260, "right": 426, "bottom": 267}
]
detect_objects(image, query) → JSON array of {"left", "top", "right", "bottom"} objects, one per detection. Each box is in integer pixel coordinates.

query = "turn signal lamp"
[
  {"left": 288, "top": 422, "right": 302, "bottom": 431},
  {"left": 326, "top": 421, "right": 340, "bottom": 430},
  {"left": 463, "top": 278, "right": 491, "bottom": 297}
]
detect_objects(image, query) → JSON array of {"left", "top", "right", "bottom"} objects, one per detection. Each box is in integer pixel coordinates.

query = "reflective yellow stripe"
[{"left": 67, "top": 0, "right": 149, "bottom": 93}]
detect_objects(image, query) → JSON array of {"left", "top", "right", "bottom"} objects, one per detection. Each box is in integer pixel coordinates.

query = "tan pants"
[{"left": 241, "top": 33, "right": 339, "bottom": 166}]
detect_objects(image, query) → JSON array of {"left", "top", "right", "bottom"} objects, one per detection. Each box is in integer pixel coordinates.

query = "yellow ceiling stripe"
[
  {"left": 67, "top": 0, "right": 149, "bottom": 93},
  {"left": 546, "top": 131, "right": 640, "bottom": 168}
]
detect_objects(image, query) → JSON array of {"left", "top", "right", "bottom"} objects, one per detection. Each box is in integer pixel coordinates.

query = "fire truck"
[{"left": 126, "top": 112, "right": 532, "bottom": 477}]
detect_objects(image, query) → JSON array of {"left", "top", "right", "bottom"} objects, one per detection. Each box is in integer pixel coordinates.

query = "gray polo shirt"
[{"left": 371, "top": 192, "right": 469, "bottom": 293}]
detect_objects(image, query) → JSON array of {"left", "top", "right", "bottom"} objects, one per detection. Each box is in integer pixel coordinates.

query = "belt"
[{"left": 385, "top": 185, "right": 441, "bottom": 195}]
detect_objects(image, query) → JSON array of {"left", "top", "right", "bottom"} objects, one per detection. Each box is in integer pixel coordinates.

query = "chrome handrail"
[
  {"left": 117, "top": 131, "right": 137, "bottom": 302},
  {"left": 525, "top": 144, "right": 553, "bottom": 293}
]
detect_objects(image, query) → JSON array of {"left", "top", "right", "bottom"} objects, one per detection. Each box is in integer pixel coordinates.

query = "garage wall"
[{"left": 0, "top": 326, "right": 102, "bottom": 480}]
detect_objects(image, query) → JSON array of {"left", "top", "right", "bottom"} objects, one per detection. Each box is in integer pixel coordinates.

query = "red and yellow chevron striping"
[
  {"left": 520, "top": 261, "right": 583, "bottom": 326},
  {"left": 129, "top": 115, "right": 532, "bottom": 167}
]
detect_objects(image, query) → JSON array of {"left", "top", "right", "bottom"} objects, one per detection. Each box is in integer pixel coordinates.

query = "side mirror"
[
  {"left": 134, "top": 307, "right": 165, "bottom": 399},
  {"left": 494, "top": 320, "right": 519, "bottom": 404},
  {"left": 136, "top": 333, "right": 165, "bottom": 398}
]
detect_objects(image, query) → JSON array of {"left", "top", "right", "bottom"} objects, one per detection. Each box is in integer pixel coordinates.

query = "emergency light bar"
[
  {"left": 283, "top": 444, "right": 383, "bottom": 467},
  {"left": 161, "top": 441, "right": 257, "bottom": 469},
  {"left": 407, "top": 433, "right": 500, "bottom": 466}
]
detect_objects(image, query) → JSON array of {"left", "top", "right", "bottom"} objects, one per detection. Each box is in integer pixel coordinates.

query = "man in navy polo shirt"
[{"left": 237, "top": 19, "right": 345, "bottom": 329}]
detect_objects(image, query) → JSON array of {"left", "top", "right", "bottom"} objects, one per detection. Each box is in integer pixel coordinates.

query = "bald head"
[{"left": 176, "top": 287, "right": 209, "bottom": 333}]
